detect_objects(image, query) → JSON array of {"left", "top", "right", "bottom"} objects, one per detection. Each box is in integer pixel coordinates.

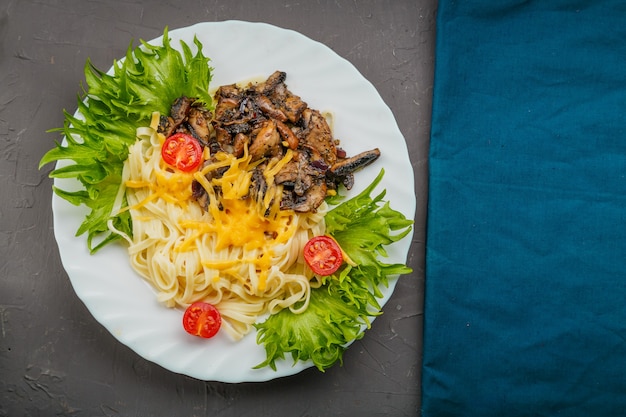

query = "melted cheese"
[
  {"left": 173, "top": 148, "right": 296, "bottom": 291},
  {"left": 176, "top": 199, "right": 295, "bottom": 291},
  {"left": 125, "top": 168, "right": 195, "bottom": 209}
]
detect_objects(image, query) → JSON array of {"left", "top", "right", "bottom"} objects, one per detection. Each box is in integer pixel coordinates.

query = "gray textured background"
[{"left": 0, "top": 1, "right": 436, "bottom": 415}]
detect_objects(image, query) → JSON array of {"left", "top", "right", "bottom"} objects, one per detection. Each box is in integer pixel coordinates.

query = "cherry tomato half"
[
  {"left": 182, "top": 302, "right": 222, "bottom": 338},
  {"left": 161, "top": 133, "right": 203, "bottom": 172},
  {"left": 303, "top": 235, "right": 344, "bottom": 276}
]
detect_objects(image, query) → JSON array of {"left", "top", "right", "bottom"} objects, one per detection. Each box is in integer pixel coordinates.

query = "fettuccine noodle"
[{"left": 110, "top": 121, "right": 326, "bottom": 340}]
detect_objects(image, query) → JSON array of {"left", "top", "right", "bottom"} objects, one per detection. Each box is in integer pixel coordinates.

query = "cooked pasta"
[{"left": 110, "top": 119, "right": 327, "bottom": 340}]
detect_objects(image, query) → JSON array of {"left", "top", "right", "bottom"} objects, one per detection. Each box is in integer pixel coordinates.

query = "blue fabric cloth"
[{"left": 422, "top": 1, "right": 626, "bottom": 416}]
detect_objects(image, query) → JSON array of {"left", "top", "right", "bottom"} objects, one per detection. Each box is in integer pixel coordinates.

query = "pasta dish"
[
  {"left": 110, "top": 72, "right": 379, "bottom": 339},
  {"left": 41, "top": 27, "right": 413, "bottom": 372}
]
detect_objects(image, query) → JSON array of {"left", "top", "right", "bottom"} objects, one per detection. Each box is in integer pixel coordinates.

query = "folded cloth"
[{"left": 422, "top": 1, "right": 626, "bottom": 416}]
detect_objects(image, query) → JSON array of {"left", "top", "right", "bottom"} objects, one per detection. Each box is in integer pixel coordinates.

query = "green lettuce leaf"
[
  {"left": 254, "top": 169, "right": 413, "bottom": 371},
  {"left": 40, "top": 27, "right": 213, "bottom": 253}
]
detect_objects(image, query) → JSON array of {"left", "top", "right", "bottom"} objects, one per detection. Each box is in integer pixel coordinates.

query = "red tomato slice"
[
  {"left": 182, "top": 302, "right": 221, "bottom": 338},
  {"left": 303, "top": 235, "right": 344, "bottom": 276},
  {"left": 161, "top": 133, "right": 203, "bottom": 172}
]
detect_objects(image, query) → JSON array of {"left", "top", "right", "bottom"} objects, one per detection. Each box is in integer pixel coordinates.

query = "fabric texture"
[{"left": 422, "top": 1, "right": 626, "bottom": 416}]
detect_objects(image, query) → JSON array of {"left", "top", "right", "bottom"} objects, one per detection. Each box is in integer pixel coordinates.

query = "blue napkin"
[{"left": 422, "top": 1, "right": 626, "bottom": 416}]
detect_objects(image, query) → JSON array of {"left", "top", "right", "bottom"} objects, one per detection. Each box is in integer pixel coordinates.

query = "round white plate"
[{"left": 52, "top": 20, "right": 415, "bottom": 382}]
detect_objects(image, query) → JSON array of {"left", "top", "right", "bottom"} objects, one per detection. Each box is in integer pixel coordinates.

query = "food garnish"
[
  {"left": 254, "top": 169, "right": 413, "bottom": 371},
  {"left": 39, "top": 27, "right": 213, "bottom": 253},
  {"left": 183, "top": 302, "right": 222, "bottom": 338},
  {"left": 161, "top": 132, "right": 203, "bottom": 172},
  {"left": 303, "top": 236, "right": 343, "bottom": 276}
]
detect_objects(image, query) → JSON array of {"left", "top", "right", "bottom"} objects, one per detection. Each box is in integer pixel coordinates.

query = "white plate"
[{"left": 52, "top": 21, "right": 415, "bottom": 382}]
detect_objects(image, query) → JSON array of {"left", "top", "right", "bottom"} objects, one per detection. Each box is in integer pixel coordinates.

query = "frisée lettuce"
[
  {"left": 39, "top": 28, "right": 213, "bottom": 253},
  {"left": 254, "top": 169, "right": 413, "bottom": 371}
]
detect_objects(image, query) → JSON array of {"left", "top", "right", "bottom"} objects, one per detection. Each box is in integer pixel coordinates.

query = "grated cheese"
[{"left": 134, "top": 147, "right": 300, "bottom": 291}]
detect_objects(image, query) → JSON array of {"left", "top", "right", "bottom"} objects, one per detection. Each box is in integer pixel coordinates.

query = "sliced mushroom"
[{"left": 249, "top": 120, "right": 281, "bottom": 161}]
